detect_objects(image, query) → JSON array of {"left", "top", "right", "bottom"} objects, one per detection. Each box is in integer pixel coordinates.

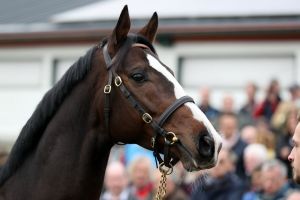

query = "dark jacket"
[
  {"left": 191, "top": 172, "right": 246, "bottom": 200},
  {"left": 276, "top": 133, "right": 293, "bottom": 178},
  {"left": 232, "top": 137, "right": 248, "bottom": 179}
]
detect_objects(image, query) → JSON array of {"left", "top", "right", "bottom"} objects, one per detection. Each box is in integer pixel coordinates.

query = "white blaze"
[{"left": 147, "top": 54, "right": 222, "bottom": 155}]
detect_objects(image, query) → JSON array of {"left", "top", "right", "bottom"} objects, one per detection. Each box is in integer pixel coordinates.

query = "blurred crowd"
[
  {"left": 100, "top": 79, "right": 300, "bottom": 200},
  {"left": 1, "top": 79, "right": 299, "bottom": 200}
]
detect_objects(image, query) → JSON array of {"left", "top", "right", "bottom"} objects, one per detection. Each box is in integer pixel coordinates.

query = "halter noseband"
[{"left": 101, "top": 36, "right": 194, "bottom": 168}]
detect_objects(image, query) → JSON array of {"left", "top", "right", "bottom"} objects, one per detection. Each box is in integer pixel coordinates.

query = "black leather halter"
[{"left": 101, "top": 36, "right": 194, "bottom": 168}]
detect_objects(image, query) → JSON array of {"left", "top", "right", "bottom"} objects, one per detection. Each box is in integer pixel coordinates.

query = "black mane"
[{"left": 0, "top": 46, "right": 97, "bottom": 185}]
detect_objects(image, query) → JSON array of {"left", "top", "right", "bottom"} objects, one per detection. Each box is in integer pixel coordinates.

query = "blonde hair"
[
  {"left": 127, "top": 156, "right": 154, "bottom": 181},
  {"left": 256, "top": 129, "right": 275, "bottom": 150}
]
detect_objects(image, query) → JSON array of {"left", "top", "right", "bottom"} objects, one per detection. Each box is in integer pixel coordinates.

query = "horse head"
[{"left": 100, "top": 5, "right": 222, "bottom": 172}]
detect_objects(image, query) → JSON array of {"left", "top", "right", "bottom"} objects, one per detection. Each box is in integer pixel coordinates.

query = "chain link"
[
  {"left": 154, "top": 170, "right": 167, "bottom": 200},
  {"left": 154, "top": 163, "right": 173, "bottom": 200}
]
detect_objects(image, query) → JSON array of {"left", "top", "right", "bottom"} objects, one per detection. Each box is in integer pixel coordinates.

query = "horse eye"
[{"left": 131, "top": 73, "right": 146, "bottom": 83}]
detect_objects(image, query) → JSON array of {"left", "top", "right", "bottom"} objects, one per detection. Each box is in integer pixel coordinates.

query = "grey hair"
[
  {"left": 261, "top": 159, "right": 288, "bottom": 178},
  {"left": 244, "top": 143, "right": 268, "bottom": 162}
]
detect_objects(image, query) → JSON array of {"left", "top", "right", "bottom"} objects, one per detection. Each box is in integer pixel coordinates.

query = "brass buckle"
[
  {"left": 114, "top": 76, "right": 122, "bottom": 87},
  {"left": 165, "top": 132, "right": 178, "bottom": 145},
  {"left": 142, "top": 113, "right": 152, "bottom": 123},
  {"left": 104, "top": 85, "right": 111, "bottom": 94}
]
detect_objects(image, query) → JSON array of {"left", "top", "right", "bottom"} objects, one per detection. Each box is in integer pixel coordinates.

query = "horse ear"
[
  {"left": 138, "top": 12, "right": 158, "bottom": 43},
  {"left": 109, "top": 5, "right": 131, "bottom": 52}
]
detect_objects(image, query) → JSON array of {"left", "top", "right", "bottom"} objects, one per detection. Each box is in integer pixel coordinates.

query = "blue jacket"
[{"left": 242, "top": 183, "right": 291, "bottom": 200}]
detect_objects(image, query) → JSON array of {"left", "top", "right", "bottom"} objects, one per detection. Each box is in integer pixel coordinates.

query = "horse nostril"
[{"left": 198, "top": 134, "right": 214, "bottom": 158}]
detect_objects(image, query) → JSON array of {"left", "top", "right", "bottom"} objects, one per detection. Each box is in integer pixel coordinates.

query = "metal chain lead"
[
  {"left": 154, "top": 170, "right": 167, "bottom": 200},
  {"left": 154, "top": 163, "right": 173, "bottom": 200}
]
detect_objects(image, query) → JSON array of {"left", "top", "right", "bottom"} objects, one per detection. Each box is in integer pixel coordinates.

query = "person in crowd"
[
  {"left": 241, "top": 125, "right": 258, "bottom": 144},
  {"left": 243, "top": 143, "right": 268, "bottom": 177},
  {"left": 170, "top": 162, "right": 196, "bottom": 196},
  {"left": 198, "top": 86, "right": 219, "bottom": 122},
  {"left": 242, "top": 165, "right": 264, "bottom": 200},
  {"left": 100, "top": 161, "right": 135, "bottom": 200},
  {"left": 247, "top": 159, "right": 292, "bottom": 200},
  {"left": 153, "top": 169, "right": 188, "bottom": 200},
  {"left": 288, "top": 113, "right": 300, "bottom": 184},
  {"left": 242, "top": 143, "right": 268, "bottom": 199},
  {"left": 128, "top": 157, "right": 155, "bottom": 200},
  {"left": 254, "top": 79, "right": 281, "bottom": 123},
  {"left": 276, "top": 109, "right": 298, "bottom": 178},
  {"left": 242, "top": 144, "right": 268, "bottom": 199},
  {"left": 190, "top": 148, "right": 246, "bottom": 200},
  {"left": 256, "top": 118, "right": 276, "bottom": 158},
  {"left": 219, "top": 112, "right": 248, "bottom": 179},
  {"left": 221, "top": 93, "right": 235, "bottom": 114},
  {"left": 239, "top": 82, "right": 258, "bottom": 127},
  {"left": 272, "top": 83, "right": 300, "bottom": 132}
]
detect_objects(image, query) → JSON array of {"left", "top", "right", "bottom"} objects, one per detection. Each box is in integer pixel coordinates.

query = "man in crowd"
[
  {"left": 219, "top": 112, "right": 248, "bottom": 179},
  {"left": 190, "top": 148, "right": 246, "bottom": 200},
  {"left": 244, "top": 143, "right": 268, "bottom": 177},
  {"left": 248, "top": 159, "right": 292, "bottom": 200},
  {"left": 288, "top": 114, "right": 300, "bottom": 184},
  {"left": 198, "top": 86, "right": 219, "bottom": 123},
  {"left": 100, "top": 161, "right": 135, "bottom": 200}
]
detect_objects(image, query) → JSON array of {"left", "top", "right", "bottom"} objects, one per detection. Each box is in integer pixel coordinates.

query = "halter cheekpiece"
[{"left": 101, "top": 35, "right": 194, "bottom": 168}]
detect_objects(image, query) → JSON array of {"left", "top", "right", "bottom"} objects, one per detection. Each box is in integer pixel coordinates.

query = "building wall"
[
  {"left": 1, "top": 41, "right": 300, "bottom": 147},
  {"left": 0, "top": 45, "right": 90, "bottom": 148},
  {"left": 168, "top": 41, "right": 300, "bottom": 108}
]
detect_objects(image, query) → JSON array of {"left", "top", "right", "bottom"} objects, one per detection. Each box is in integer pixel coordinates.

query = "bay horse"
[{"left": 0, "top": 6, "right": 222, "bottom": 200}]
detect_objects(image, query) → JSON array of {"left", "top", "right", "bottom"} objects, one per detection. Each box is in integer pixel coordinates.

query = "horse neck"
[{"left": 3, "top": 68, "right": 113, "bottom": 200}]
